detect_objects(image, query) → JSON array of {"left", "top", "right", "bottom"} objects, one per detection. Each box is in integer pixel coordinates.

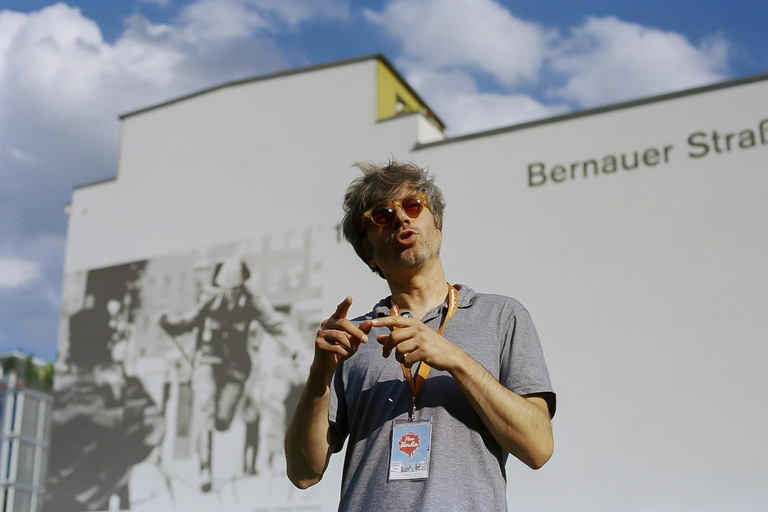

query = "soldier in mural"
[
  {"left": 158, "top": 257, "right": 300, "bottom": 492},
  {"left": 47, "top": 262, "right": 165, "bottom": 512}
]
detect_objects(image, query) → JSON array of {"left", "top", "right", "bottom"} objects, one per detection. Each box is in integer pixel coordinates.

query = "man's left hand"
[{"left": 362, "top": 316, "right": 463, "bottom": 371}]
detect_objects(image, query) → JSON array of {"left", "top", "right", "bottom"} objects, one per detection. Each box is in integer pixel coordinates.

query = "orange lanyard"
[{"left": 390, "top": 285, "right": 459, "bottom": 419}]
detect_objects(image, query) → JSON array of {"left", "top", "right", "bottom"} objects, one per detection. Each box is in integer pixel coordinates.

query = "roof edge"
[
  {"left": 119, "top": 53, "right": 443, "bottom": 125},
  {"left": 120, "top": 54, "right": 383, "bottom": 119},
  {"left": 72, "top": 176, "right": 118, "bottom": 193},
  {"left": 375, "top": 55, "right": 446, "bottom": 130},
  {"left": 415, "top": 70, "right": 768, "bottom": 150}
]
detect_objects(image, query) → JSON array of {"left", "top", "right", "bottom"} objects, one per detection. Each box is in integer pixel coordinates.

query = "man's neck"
[{"left": 386, "top": 260, "right": 449, "bottom": 320}]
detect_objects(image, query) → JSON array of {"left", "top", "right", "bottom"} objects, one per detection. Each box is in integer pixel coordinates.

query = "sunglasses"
[{"left": 363, "top": 194, "right": 431, "bottom": 226}]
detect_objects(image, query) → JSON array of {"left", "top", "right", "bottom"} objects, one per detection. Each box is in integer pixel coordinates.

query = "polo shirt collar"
[{"left": 373, "top": 283, "right": 476, "bottom": 321}]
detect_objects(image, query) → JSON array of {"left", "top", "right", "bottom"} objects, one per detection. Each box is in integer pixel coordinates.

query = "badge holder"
[{"left": 388, "top": 417, "right": 433, "bottom": 481}]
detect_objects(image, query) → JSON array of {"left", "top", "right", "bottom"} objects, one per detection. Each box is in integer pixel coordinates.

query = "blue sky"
[{"left": 1, "top": 0, "right": 766, "bottom": 361}]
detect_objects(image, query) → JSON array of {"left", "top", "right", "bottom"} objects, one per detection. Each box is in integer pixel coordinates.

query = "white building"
[
  {"left": 0, "top": 356, "right": 53, "bottom": 512},
  {"left": 53, "top": 55, "right": 768, "bottom": 512}
]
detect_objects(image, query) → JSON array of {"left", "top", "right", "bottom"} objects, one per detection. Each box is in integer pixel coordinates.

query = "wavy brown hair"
[{"left": 341, "top": 159, "right": 445, "bottom": 278}]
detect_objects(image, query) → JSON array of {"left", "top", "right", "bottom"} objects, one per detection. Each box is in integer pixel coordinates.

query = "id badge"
[{"left": 388, "top": 418, "right": 432, "bottom": 481}]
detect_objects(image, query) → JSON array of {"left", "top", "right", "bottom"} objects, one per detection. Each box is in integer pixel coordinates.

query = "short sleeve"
[
  {"left": 499, "top": 306, "right": 556, "bottom": 418},
  {"left": 328, "top": 364, "right": 349, "bottom": 452}
]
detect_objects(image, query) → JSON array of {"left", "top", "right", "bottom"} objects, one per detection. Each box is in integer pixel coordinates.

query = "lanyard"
[{"left": 390, "top": 284, "right": 459, "bottom": 419}]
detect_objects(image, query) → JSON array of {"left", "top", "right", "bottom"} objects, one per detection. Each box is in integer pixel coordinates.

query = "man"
[
  {"left": 159, "top": 256, "right": 299, "bottom": 492},
  {"left": 285, "top": 161, "right": 555, "bottom": 511}
]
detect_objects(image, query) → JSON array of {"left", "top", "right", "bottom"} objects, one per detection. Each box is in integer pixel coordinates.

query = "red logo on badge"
[{"left": 398, "top": 432, "right": 420, "bottom": 458}]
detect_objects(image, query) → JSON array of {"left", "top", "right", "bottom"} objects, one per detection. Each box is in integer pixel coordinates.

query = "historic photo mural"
[{"left": 48, "top": 230, "right": 324, "bottom": 511}]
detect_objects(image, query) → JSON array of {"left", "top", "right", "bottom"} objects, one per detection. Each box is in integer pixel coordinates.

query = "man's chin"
[{"left": 394, "top": 250, "right": 433, "bottom": 268}]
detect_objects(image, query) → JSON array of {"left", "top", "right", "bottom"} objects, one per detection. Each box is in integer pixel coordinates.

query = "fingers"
[
  {"left": 364, "top": 315, "right": 411, "bottom": 359},
  {"left": 330, "top": 296, "right": 353, "bottom": 320},
  {"left": 315, "top": 297, "right": 368, "bottom": 363},
  {"left": 324, "top": 297, "right": 366, "bottom": 341},
  {"left": 374, "top": 319, "right": 450, "bottom": 370},
  {"left": 371, "top": 316, "right": 417, "bottom": 357},
  {"left": 377, "top": 326, "right": 419, "bottom": 359},
  {"left": 317, "top": 322, "right": 366, "bottom": 351},
  {"left": 394, "top": 343, "right": 420, "bottom": 369},
  {"left": 316, "top": 329, "right": 355, "bottom": 358},
  {"left": 368, "top": 316, "right": 415, "bottom": 330}
]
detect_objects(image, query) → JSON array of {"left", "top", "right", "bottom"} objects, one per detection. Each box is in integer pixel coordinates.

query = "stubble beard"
[{"left": 388, "top": 226, "right": 443, "bottom": 270}]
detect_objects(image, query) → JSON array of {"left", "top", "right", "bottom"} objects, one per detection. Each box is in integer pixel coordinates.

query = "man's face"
[{"left": 363, "top": 188, "right": 442, "bottom": 277}]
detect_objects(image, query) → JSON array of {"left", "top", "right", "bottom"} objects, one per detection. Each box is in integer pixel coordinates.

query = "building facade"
[{"left": 52, "top": 55, "right": 768, "bottom": 511}]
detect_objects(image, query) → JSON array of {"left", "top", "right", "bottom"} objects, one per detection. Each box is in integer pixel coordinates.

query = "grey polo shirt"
[{"left": 329, "top": 284, "right": 555, "bottom": 512}]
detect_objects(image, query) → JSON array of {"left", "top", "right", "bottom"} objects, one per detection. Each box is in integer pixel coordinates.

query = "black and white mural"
[{"left": 48, "top": 230, "right": 323, "bottom": 511}]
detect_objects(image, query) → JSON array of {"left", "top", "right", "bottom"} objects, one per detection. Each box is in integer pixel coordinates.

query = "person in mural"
[
  {"left": 242, "top": 336, "right": 305, "bottom": 476},
  {"left": 159, "top": 256, "right": 300, "bottom": 492},
  {"left": 285, "top": 160, "right": 556, "bottom": 511},
  {"left": 48, "top": 286, "right": 164, "bottom": 512}
]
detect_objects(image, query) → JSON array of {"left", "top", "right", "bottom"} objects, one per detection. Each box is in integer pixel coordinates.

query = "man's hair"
[{"left": 341, "top": 159, "right": 445, "bottom": 278}]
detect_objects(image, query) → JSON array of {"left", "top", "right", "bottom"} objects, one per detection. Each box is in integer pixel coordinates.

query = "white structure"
[
  {"left": 55, "top": 55, "right": 768, "bottom": 511},
  {"left": 0, "top": 371, "right": 52, "bottom": 512}
]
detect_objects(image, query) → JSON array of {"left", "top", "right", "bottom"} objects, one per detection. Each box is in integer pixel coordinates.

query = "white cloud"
[
  {"left": 0, "top": 258, "right": 41, "bottom": 288},
  {"left": 363, "top": 0, "right": 562, "bottom": 135},
  {"left": 179, "top": 0, "right": 270, "bottom": 41},
  {"left": 442, "top": 92, "right": 568, "bottom": 135},
  {"left": 365, "top": 4, "right": 734, "bottom": 134},
  {"left": 0, "top": 10, "right": 25, "bottom": 78},
  {"left": 548, "top": 16, "right": 731, "bottom": 107},
  {"left": 177, "top": 0, "right": 350, "bottom": 39},
  {"left": 113, "top": 16, "right": 185, "bottom": 89},
  {"left": 252, "top": 0, "right": 350, "bottom": 28},
  {"left": 9, "top": 147, "right": 38, "bottom": 166},
  {"left": 365, "top": 0, "right": 551, "bottom": 87},
  {"left": 0, "top": 4, "right": 107, "bottom": 108},
  {"left": 138, "top": 0, "right": 172, "bottom": 7},
  {"left": 404, "top": 67, "right": 567, "bottom": 134}
]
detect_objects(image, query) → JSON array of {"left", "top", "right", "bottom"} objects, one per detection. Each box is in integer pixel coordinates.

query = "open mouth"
[{"left": 396, "top": 229, "right": 418, "bottom": 245}]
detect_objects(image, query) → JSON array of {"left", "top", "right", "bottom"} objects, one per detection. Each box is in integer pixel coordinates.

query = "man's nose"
[{"left": 392, "top": 205, "right": 411, "bottom": 227}]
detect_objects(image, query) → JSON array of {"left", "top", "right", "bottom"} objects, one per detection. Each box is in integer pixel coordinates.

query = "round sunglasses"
[{"left": 363, "top": 194, "right": 431, "bottom": 226}]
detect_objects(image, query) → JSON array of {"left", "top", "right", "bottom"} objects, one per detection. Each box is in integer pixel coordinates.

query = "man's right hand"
[
  {"left": 287, "top": 296, "right": 368, "bottom": 489},
  {"left": 313, "top": 297, "right": 371, "bottom": 370}
]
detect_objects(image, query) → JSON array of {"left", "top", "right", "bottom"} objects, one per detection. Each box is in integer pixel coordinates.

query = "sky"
[{"left": 1, "top": 0, "right": 767, "bottom": 361}]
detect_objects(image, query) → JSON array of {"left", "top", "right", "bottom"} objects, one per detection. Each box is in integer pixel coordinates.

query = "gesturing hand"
[
  {"left": 314, "top": 297, "right": 371, "bottom": 369},
  {"left": 365, "top": 315, "right": 463, "bottom": 372}
]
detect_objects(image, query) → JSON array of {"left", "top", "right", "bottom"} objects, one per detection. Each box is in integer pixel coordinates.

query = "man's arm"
[
  {"left": 368, "top": 316, "right": 554, "bottom": 469},
  {"left": 283, "top": 354, "right": 338, "bottom": 489},
  {"left": 450, "top": 355, "right": 553, "bottom": 469},
  {"left": 284, "top": 297, "right": 371, "bottom": 488},
  {"left": 158, "top": 306, "right": 201, "bottom": 336}
]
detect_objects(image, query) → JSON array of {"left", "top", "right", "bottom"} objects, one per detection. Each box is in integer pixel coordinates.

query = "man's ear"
[
  {"left": 361, "top": 239, "right": 376, "bottom": 269},
  {"left": 364, "top": 252, "right": 376, "bottom": 270}
]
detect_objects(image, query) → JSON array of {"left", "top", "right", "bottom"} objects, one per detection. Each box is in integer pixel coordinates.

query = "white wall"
[{"left": 419, "top": 78, "right": 768, "bottom": 511}]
